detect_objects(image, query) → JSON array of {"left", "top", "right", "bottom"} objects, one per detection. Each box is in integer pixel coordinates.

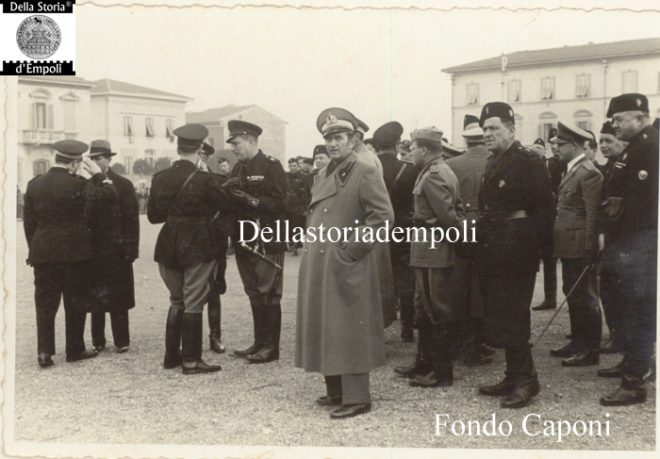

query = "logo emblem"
[
  {"left": 16, "top": 15, "right": 61, "bottom": 59},
  {"left": 639, "top": 170, "right": 648, "bottom": 181},
  {"left": 485, "top": 106, "right": 490, "bottom": 115},
  {"left": 326, "top": 113, "right": 338, "bottom": 126},
  {"left": 498, "top": 180, "right": 506, "bottom": 188},
  {"left": 636, "top": 98, "right": 642, "bottom": 107}
]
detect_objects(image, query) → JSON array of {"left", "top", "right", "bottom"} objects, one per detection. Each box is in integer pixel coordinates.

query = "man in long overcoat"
[
  {"left": 295, "top": 108, "right": 394, "bottom": 420},
  {"left": 88, "top": 140, "right": 139, "bottom": 353}
]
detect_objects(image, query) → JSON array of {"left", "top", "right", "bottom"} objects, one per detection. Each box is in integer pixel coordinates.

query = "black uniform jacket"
[
  {"left": 477, "top": 141, "right": 555, "bottom": 276},
  {"left": 377, "top": 152, "right": 416, "bottom": 227},
  {"left": 23, "top": 167, "right": 107, "bottom": 265},
  {"left": 230, "top": 150, "right": 287, "bottom": 254},
  {"left": 148, "top": 160, "right": 231, "bottom": 267}
]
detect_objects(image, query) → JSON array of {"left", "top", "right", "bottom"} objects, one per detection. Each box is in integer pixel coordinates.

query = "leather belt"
[{"left": 481, "top": 210, "right": 529, "bottom": 221}]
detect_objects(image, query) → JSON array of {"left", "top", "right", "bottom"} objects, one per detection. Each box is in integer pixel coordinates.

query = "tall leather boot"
[
  {"left": 207, "top": 294, "right": 225, "bottom": 353},
  {"left": 181, "top": 313, "right": 221, "bottom": 374},
  {"left": 395, "top": 318, "right": 431, "bottom": 377},
  {"left": 163, "top": 307, "right": 183, "bottom": 369},
  {"left": 248, "top": 304, "right": 280, "bottom": 364},
  {"left": 400, "top": 291, "right": 415, "bottom": 343},
  {"left": 233, "top": 301, "right": 265, "bottom": 358},
  {"left": 410, "top": 327, "right": 453, "bottom": 388}
]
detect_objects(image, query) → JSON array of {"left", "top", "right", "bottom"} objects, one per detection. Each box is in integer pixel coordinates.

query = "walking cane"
[{"left": 533, "top": 263, "right": 594, "bottom": 346}]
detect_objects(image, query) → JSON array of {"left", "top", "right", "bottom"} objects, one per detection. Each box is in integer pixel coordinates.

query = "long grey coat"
[{"left": 295, "top": 152, "right": 394, "bottom": 375}]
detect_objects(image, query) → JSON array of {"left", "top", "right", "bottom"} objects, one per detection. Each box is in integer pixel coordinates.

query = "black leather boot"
[
  {"left": 208, "top": 294, "right": 225, "bottom": 354},
  {"left": 163, "top": 307, "right": 183, "bottom": 369},
  {"left": 181, "top": 313, "right": 221, "bottom": 374},
  {"left": 248, "top": 304, "right": 281, "bottom": 364},
  {"left": 233, "top": 302, "right": 265, "bottom": 358}
]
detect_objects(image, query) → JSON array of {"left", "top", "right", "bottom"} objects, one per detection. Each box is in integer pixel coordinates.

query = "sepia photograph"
[{"left": 1, "top": 1, "right": 659, "bottom": 458}]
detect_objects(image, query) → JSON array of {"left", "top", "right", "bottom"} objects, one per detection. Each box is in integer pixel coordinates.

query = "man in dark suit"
[
  {"left": 148, "top": 123, "right": 232, "bottom": 374},
  {"left": 23, "top": 140, "right": 107, "bottom": 367},
  {"left": 548, "top": 123, "right": 603, "bottom": 367},
  {"left": 227, "top": 120, "right": 288, "bottom": 364},
  {"left": 372, "top": 121, "right": 417, "bottom": 343},
  {"left": 445, "top": 115, "right": 493, "bottom": 367},
  {"left": 88, "top": 140, "right": 140, "bottom": 353},
  {"left": 476, "top": 102, "right": 555, "bottom": 409},
  {"left": 599, "top": 94, "right": 658, "bottom": 406}
]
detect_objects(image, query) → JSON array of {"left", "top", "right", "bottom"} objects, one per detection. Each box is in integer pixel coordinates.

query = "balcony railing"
[{"left": 22, "top": 129, "right": 67, "bottom": 144}]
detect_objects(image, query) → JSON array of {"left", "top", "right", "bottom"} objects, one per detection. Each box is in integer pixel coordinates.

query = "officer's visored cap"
[
  {"left": 313, "top": 144, "right": 328, "bottom": 158},
  {"left": 226, "top": 120, "right": 263, "bottom": 143},
  {"left": 355, "top": 117, "right": 369, "bottom": 134},
  {"left": 462, "top": 114, "right": 483, "bottom": 139},
  {"left": 317, "top": 107, "right": 359, "bottom": 136},
  {"left": 606, "top": 93, "right": 649, "bottom": 118},
  {"left": 411, "top": 126, "right": 444, "bottom": 146},
  {"left": 88, "top": 139, "right": 116, "bottom": 157},
  {"left": 479, "top": 101, "right": 515, "bottom": 127},
  {"left": 53, "top": 139, "right": 88, "bottom": 159},
  {"left": 173, "top": 123, "right": 208, "bottom": 153},
  {"left": 600, "top": 121, "right": 616, "bottom": 136},
  {"left": 300, "top": 156, "right": 314, "bottom": 166},
  {"left": 533, "top": 138, "right": 545, "bottom": 147},
  {"left": 373, "top": 121, "right": 403, "bottom": 148},
  {"left": 201, "top": 142, "right": 215, "bottom": 157},
  {"left": 549, "top": 121, "right": 592, "bottom": 144}
]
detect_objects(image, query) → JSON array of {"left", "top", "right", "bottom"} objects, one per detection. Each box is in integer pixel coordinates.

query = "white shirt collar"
[{"left": 567, "top": 153, "right": 586, "bottom": 173}]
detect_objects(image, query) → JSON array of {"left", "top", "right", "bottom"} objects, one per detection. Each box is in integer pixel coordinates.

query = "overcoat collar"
[
  {"left": 309, "top": 153, "right": 357, "bottom": 207},
  {"left": 559, "top": 156, "right": 588, "bottom": 190}
]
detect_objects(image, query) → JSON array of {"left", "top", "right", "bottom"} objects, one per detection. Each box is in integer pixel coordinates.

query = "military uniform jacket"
[
  {"left": 606, "top": 125, "right": 658, "bottom": 240},
  {"left": 147, "top": 160, "right": 230, "bottom": 267},
  {"left": 445, "top": 145, "right": 490, "bottom": 220},
  {"left": 230, "top": 150, "right": 287, "bottom": 254},
  {"left": 23, "top": 167, "right": 107, "bottom": 265},
  {"left": 410, "top": 157, "right": 465, "bottom": 269},
  {"left": 377, "top": 152, "right": 416, "bottom": 227},
  {"left": 295, "top": 152, "right": 394, "bottom": 375},
  {"left": 553, "top": 156, "right": 603, "bottom": 259},
  {"left": 477, "top": 141, "right": 554, "bottom": 277}
]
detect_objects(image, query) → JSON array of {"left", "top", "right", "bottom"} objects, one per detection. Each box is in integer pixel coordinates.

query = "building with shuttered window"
[{"left": 443, "top": 37, "right": 660, "bottom": 147}]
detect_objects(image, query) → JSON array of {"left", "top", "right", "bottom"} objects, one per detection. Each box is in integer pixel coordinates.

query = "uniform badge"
[
  {"left": 638, "top": 170, "right": 648, "bottom": 181},
  {"left": 498, "top": 179, "right": 506, "bottom": 188},
  {"left": 247, "top": 175, "right": 264, "bottom": 181},
  {"left": 636, "top": 98, "right": 642, "bottom": 108},
  {"left": 326, "top": 112, "right": 337, "bottom": 126},
  {"left": 429, "top": 165, "right": 440, "bottom": 174}
]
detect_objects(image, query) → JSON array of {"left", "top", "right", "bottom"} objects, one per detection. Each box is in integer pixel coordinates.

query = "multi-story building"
[
  {"left": 90, "top": 79, "right": 190, "bottom": 177},
  {"left": 443, "top": 38, "right": 660, "bottom": 150},
  {"left": 186, "top": 104, "right": 287, "bottom": 166},
  {"left": 17, "top": 76, "right": 95, "bottom": 191},
  {"left": 17, "top": 76, "right": 191, "bottom": 191}
]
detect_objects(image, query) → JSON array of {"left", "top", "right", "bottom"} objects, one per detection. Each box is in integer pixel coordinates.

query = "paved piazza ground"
[{"left": 10, "top": 216, "right": 656, "bottom": 450}]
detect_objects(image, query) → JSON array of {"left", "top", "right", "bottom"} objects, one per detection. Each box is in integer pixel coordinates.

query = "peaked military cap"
[
  {"left": 313, "top": 144, "right": 328, "bottom": 158},
  {"left": 479, "top": 101, "right": 515, "bottom": 127},
  {"left": 600, "top": 120, "right": 616, "bottom": 136},
  {"left": 317, "top": 107, "right": 359, "bottom": 136},
  {"left": 300, "top": 156, "right": 314, "bottom": 166},
  {"left": 201, "top": 142, "right": 215, "bottom": 157},
  {"left": 173, "top": 123, "right": 208, "bottom": 153},
  {"left": 462, "top": 114, "right": 483, "bottom": 139},
  {"left": 549, "top": 121, "right": 592, "bottom": 144},
  {"left": 53, "top": 139, "right": 88, "bottom": 159},
  {"left": 373, "top": 121, "right": 403, "bottom": 148},
  {"left": 533, "top": 138, "right": 545, "bottom": 147},
  {"left": 355, "top": 117, "right": 369, "bottom": 134},
  {"left": 606, "top": 93, "right": 649, "bottom": 117},
  {"left": 88, "top": 139, "right": 116, "bottom": 157},
  {"left": 411, "top": 126, "right": 444, "bottom": 145},
  {"left": 226, "top": 120, "right": 263, "bottom": 143}
]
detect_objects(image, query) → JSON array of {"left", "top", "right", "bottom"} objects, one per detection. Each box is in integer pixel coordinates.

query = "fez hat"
[
  {"left": 479, "top": 102, "right": 515, "bottom": 127},
  {"left": 606, "top": 93, "right": 649, "bottom": 118},
  {"left": 373, "top": 121, "right": 403, "bottom": 149}
]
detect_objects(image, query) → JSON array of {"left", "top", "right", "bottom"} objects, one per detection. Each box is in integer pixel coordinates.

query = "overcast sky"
[{"left": 77, "top": 1, "right": 660, "bottom": 158}]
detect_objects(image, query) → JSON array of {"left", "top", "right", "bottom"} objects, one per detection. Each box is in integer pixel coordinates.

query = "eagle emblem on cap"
[
  {"left": 326, "top": 113, "right": 338, "bottom": 126},
  {"left": 499, "top": 179, "right": 506, "bottom": 188},
  {"left": 636, "top": 98, "right": 642, "bottom": 107},
  {"left": 509, "top": 109, "right": 513, "bottom": 117},
  {"left": 639, "top": 170, "right": 648, "bottom": 181}
]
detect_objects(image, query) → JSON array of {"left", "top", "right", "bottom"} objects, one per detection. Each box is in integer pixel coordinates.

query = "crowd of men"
[{"left": 22, "top": 91, "right": 657, "bottom": 420}]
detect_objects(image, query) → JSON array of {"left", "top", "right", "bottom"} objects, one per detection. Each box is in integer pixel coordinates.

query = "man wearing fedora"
[
  {"left": 23, "top": 140, "right": 108, "bottom": 367},
  {"left": 445, "top": 114, "right": 494, "bottom": 367},
  {"left": 88, "top": 140, "right": 140, "bottom": 353}
]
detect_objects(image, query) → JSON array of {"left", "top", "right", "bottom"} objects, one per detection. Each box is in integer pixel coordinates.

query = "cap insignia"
[
  {"left": 326, "top": 113, "right": 338, "bottom": 126},
  {"left": 639, "top": 170, "right": 648, "bottom": 181}
]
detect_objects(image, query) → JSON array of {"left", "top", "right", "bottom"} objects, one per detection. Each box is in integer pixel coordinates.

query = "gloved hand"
[
  {"left": 221, "top": 177, "right": 241, "bottom": 190},
  {"left": 231, "top": 189, "right": 259, "bottom": 208},
  {"left": 602, "top": 197, "right": 624, "bottom": 222}
]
